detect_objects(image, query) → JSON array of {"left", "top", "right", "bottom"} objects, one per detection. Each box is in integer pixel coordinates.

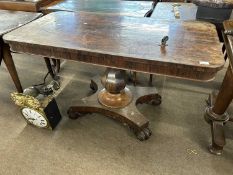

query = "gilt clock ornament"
[{"left": 11, "top": 91, "right": 62, "bottom": 129}]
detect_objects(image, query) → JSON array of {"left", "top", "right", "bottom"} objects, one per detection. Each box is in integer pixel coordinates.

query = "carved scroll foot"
[{"left": 135, "top": 127, "right": 152, "bottom": 141}]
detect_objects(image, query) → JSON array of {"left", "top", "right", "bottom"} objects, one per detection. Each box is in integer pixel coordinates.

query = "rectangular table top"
[
  {"left": 151, "top": 2, "right": 197, "bottom": 20},
  {"left": 42, "top": 0, "right": 154, "bottom": 17},
  {"left": 3, "top": 11, "right": 224, "bottom": 81},
  {"left": 0, "top": 10, "right": 42, "bottom": 36},
  {"left": 0, "top": 0, "right": 56, "bottom": 12}
]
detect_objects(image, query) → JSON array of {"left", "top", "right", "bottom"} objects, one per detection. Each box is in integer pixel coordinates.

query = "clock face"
[{"left": 21, "top": 107, "right": 48, "bottom": 128}]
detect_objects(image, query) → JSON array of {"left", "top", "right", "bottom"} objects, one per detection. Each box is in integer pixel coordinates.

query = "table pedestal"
[
  {"left": 205, "top": 65, "right": 233, "bottom": 155},
  {"left": 67, "top": 68, "right": 161, "bottom": 141}
]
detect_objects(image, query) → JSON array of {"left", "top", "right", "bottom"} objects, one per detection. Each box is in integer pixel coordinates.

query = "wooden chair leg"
[
  {"left": 2, "top": 43, "right": 23, "bottom": 92},
  {"left": 205, "top": 65, "right": 233, "bottom": 155},
  {"left": 212, "top": 66, "right": 233, "bottom": 116}
]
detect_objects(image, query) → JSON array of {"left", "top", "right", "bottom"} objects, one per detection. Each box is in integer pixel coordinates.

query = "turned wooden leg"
[
  {"left": 205, "top": 65, "right": 233, "bottom": 155},
  {"left": 2, "top": 43, "right": 23, "bottom": 93}
]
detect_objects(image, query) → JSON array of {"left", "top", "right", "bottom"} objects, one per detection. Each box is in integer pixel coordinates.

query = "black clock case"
[{"left": 44, "top": 98, "right": 62, "bottom": 129}]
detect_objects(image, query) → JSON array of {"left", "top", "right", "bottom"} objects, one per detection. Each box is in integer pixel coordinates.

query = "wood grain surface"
[
  {"left": 151, "top": 2, "right": 197, "bottom": 20},
  {"left": 0, "top": 0, "right": 56, "bottom": 12},
  {"left": 42, "top": 0, "right": 154, "bottom": 17},
  {"left": 0, "top": 10, "right": 42, "bottom": 36},
  {"left": 3, "top": 11, "right": 224, "bottom": 81}
]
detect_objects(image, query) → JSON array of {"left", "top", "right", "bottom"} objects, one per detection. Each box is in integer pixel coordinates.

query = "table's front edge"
[{"left": 4, "top": 40, "right": 224, "bottom": 82}]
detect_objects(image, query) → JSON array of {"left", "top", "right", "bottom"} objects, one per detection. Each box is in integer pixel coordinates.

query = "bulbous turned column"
[{"left": 98, "top": 68, "right": 133, "bottom": 108}]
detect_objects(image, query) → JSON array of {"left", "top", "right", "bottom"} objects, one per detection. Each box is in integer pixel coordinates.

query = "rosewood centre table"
[
  {"left": 0, "top": 10, "right": 41, "bottom": 92},
  {"left": 3, "top": 12, "right": 224, "bottom": 140},
  {"left": 205, "top": 20, "right": 233, "bottom": 155},
  {"left": 0, "top": 0, "right": 56, "bottom": 12}
]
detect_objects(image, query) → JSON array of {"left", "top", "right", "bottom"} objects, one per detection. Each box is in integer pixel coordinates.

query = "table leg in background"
[{"left": 2, "top": 43, "right": 23, "bottom": 93}]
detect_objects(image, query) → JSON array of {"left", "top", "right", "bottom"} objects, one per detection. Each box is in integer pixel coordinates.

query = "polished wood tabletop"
[
  {"left": 151, "top": 2, "right": 197, "bottom": 20},
  {"left": 3, "top": 11, "right": 224, "bottom": 81},
  {"left": 0, "top": 0, "right": 56, "bottom": 12},
  {"left": 0, "top": 10, "right": 42, "bottom": 36},
  {"left": 42, "top": 0, "right": 154, "bottom": 17}
]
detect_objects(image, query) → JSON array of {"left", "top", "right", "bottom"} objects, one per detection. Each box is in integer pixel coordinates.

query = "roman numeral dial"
[{"left": 21, "top": 107, "right": 48, "bottom": 128}]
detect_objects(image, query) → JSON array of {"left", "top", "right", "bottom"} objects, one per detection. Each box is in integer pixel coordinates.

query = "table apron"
[{"left": 7, "top": 42, "right": 220, "bottom": 82}]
